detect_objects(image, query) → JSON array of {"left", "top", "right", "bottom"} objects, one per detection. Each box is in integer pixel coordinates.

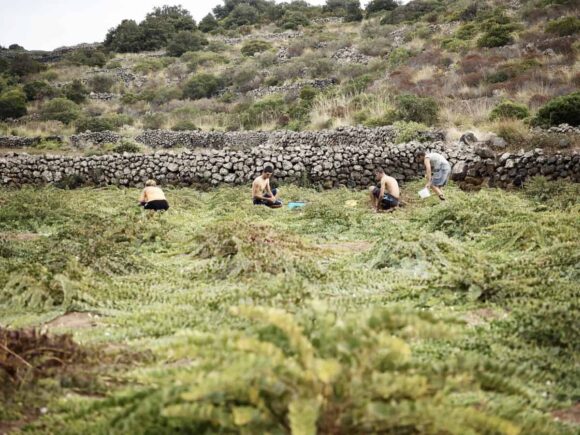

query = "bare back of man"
[{"left": 370, "top": 170, "right": 400, "bottom": 212}]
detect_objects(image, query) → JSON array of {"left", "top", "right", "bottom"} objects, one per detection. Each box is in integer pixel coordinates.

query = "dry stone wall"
[{"left": 1, "top": 141, "right": 577, "bottom": 189}]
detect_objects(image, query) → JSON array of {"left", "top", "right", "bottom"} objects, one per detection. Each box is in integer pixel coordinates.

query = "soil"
[
  {"left": 462, "top": 308, "right": 509, "bottom": 327},
  {"left": 45, "top": 312, "right": 100, "bottom": 329},
  {"left": 0, "top": 232, "right": 42, "bottom": 241},
  {"left": 317, "top": 241, "right": 372, "bottom": 253},
  {"left": 552, "top": 403, "right": 580, "bottom": 426}
]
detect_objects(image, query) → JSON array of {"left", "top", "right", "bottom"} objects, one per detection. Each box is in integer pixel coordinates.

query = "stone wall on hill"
[{"left": 1, "top": 141, "right": 577, "bottom": 190}]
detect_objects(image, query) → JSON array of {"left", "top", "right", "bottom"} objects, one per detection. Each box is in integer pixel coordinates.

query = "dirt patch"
[
  {"left": 0, "top": 232, "right": 42, "bottom": 241},
  {"left": 45, "top": 312, "right": 100, "bottom": 329},
  {"left": 462, "top": 308, "right": 509, "bottom": 327},
  {"left": 316, "top": 241, "right": 372, "bottom": 253},
  {"left": 553, "top": 403, "right": 580, "bottom": 426}
]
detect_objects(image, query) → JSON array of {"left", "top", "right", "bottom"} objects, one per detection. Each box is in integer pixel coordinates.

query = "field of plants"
[{"left": 0, "top": 178, "right": 579, "bottom": 434}]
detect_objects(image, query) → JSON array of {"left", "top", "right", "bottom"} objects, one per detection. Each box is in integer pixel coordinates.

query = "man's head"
[
  {"left": 262, "top": 166, "right": 274, "bottom": 179},
  {"left": 145, "top": 179, "right": 157, "bottom": 187},
  {"left": 414, "top": 149, "right": 426, "bottom": 162},
  {"left": 375, "top": 168, "right": 385, "bottom": 181}
]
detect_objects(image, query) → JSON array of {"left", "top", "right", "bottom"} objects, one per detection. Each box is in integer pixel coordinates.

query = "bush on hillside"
[
  {"left": 65, "top": 48, "right": 108, "bottom": 67},
  {"left": 166, "top": 31, "right": 208, "bottom": 57},
  {"left": 489, "top": 100, "right": 530, "bottom": 121},
  {"left": 226, "top": 4, "right": 259, "bottom": 27},
  {"left": 8, "top": 54, "right": 45, "bottom": 77},
  {"left": 477, "top": 24, "right": 518, "bottom": 48},
  {"left": 113, "top": 139, "right": 141, "bottom": 154},
  {"left": 393, "top": 120, "right": 429, "bottom": 143},
  {"left": 23, "top": 80, "right": 55, "bottom": 101},
  {"left": 278, "top": 11, "right": 310, "bottom": 30},
  {"left": 142, "top": 113, "right": 167, "bottom": 130},
  {"left": 545, "top": 16, "right": 580, "bottom": 37},
  {"left": 396, "top": 94, "right": 438, "bottom": 125},
  {"left": 63, "top": 79, "right": 88, "bottom": 104},
  {"left": 40, "top": 98, "right": 80, "bottom": 124},
  {"left": 199, "top": 13, "right": 219, "bottom": 33},
  {"left": 241, "top": 40, "right": 272, "bottom": 57},
  {"left": 0, "top": 88, "right": 27, "bottom": 120},
  {"left": 532, "top": 91, "right": 580, "bottom": 127},
  {"left": 171, "top": 120, "right": 198, "bottom": 131},
  {"left": 182, "top": 74, "right": 222, "bottom": 100},
  {"left": 88, "top": 74, "right": 116, "bottom": 93},
  {"left": 365, "top": 0, "right": 398, "bottom": 15}
]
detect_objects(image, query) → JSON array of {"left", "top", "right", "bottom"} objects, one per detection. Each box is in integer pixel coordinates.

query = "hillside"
[{"left": 0, "top": 0, "right": 579, "bottom": 155}]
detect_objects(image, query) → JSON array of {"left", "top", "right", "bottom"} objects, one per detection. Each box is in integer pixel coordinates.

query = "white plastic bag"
[{"left": 418, "top": 188, "right": 431, "bottom": 199}]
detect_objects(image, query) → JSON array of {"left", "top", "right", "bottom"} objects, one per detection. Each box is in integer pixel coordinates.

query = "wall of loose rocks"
[
  {"left": 1, "top": 141, "right": 577, "bottom": 189},
  {"left": 134, "top": 126, "right": 445, "bottom": 150}
]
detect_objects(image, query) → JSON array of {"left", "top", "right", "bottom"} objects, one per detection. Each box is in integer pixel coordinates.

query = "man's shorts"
[
  {"left": 373, "top": 188, "right": 399, "bottom": 210},
  {"left": 432, "top": 165, "right": 451, "bottom": 187}
]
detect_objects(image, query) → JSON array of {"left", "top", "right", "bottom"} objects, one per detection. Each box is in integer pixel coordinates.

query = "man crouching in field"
[
  {"left": 252, "top": 166, "right": 282, "bottom": 208},
  {"left": 369, "top": 169, "right": 400, "bottom": 212}
]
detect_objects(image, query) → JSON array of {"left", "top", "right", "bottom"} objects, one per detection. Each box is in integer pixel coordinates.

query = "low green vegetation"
[{"left": 1, "top": 178, "right": 578, "bottom": 433}]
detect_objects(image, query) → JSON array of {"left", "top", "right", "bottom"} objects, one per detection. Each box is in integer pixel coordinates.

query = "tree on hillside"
[
  {"left": 0, "top": 87, "right": 27, "bottom": 120},
  {"left": 213, "top": 0, "right": 275, "bottom": 20},
  {"left": 9, "top": 54, "right": 45, "bottom": 77},
  {"left": 145, "top": 5, "right": 197, "bottom": 32},
  {"left": 365, "top": 0, "right": 399, "bottom": 15},
  {"left": 227, "top": 4, "right": 260, "bottom": 27},
  {"left": 104, "top": 20, "right": 145, "bottom": 53},
  {"left": 167, "top": 31, "right": 209, "bottom": 57},
  {"left": 324, "top": 0, "right": 363, "bottom": 22},
  {"left": 199, "top": 13, "right": 219, "bottom": 33}
]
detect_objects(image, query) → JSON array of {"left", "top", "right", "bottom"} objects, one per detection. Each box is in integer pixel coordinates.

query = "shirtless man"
[
  {"left": 252, "top": 166, "right": 282, "bottom": 208},
  {"left": 369, "top": 169, "right": 400, "bottom": 212},
  {"left": 138, "top": 179, "right": 169, "bottom": 211}
]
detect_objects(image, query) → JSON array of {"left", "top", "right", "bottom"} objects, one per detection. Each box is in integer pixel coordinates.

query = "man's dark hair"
[
  {"left": 415, "top": 149, "right": 426, "bottom": 158},
  {"left": 263, "top": 166, "right": 274, "bottom": 174},
  {"left": 376, "top": 168, "right": 385, "bottom": 174}
]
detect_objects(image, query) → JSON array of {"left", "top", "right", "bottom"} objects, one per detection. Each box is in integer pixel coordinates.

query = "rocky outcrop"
[
  {"left": 331, "top": 47, "right": 372, "bottom": 64},
  {"left": 0, "top": 136, "right": 42, "bottom": 148},
  {"left": 1, "top": 141, "right": 577, "bottom": 189},
  {"left": 245, "top": 78, "right": 338, "bottom": 99}
]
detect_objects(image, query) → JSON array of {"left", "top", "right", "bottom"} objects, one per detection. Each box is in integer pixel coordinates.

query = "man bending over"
[
  {"left": 370, "top": 169, "right": 400, "bottom": 212},
  {"left": 252, "top": 166, "right": 282, "bottom": 208}
]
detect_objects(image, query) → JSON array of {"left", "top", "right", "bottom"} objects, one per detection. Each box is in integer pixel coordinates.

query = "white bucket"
[{"left": 418, "top": 188, "right": 431, "bottom": 199}]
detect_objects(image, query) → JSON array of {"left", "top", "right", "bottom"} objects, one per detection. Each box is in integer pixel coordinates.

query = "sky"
[{"left": 0, "top": 0, "right": 401, "bottom": 51}]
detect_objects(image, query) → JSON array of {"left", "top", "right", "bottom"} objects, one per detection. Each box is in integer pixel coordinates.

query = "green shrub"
[
  {"left": 395, "top": 94, "right": 438, "bottom": 125},
  {"left": 241, "top": 40, "right": 272, "bottom": 57},
  {"left": 490, "top": 100, "right": 530, "bottom": 121},
  {"left": 365, "top": 0, "right": 398, "bottom": 15},
  {"left": 342, "top": 74, "right": 373, "bottom": 95},
  {"left": 455, "top": 22, "right": 478, "bottom": 40},
  {"left": 363, "top": 110, "right": 398, "bottom": 127},
  {"left": 23, "top": 80, "right": 54, "bottom": 101},
  {"left": 121, "top": 92, "right": 139, "bottom": 104},
  {"left": 393, "top": 120, "right": 428, "bottom": 142},
  {"left": 113, "top": 139, "right": 141, "bottom": 154},
  {"left": 171, "top": 120, "right": 198, "bottom": 131},
  {"left": 142, "top": 113, "right": 167, "bottom": 130},
  {"left": 388, "top": 47, "right": 412, "bottom": 67},
  {"left": 278, "top": 11, "right": 310, "bottom": 30},
  {"left": 65, "top": 48, "right": 108, "bottom": 67},
  {"left": 166, "top": 31, "right": 208, "bottom": 57},
  {"left": 545, "top": 16, "right": 580, "bottom": 37},
  {"left": 238, "top": 95, "right": 287, "bottom": 129},
  {"left": 88, "top": 74, "right": 116, "bottom": 93},
  {"left": 63, "top": 79, "right": 88, "bottom": 104},
  {"left": 532, "top": 91, "right": 580, "bottom": 127},
  {"left": 41, "top": 98, "right": 80, "bottom": 124},
  {"left": 226, "top": 3, "right": 259, "bottom": 27},
  {"left": 182, "top": 74, "right": 222, "bottom": 100},
  {"left": 133, "top": 58, "right": 165, "bottom": 74},
  {"left": 184, "top": 51, "right": 229, "bottom": 71},
  {"left": 199, "top": 13, "right": 219, "bottom": 33},
  {"left": 0, "top": 88, "right": 27, "bottom": 120},
  {"left": 477, "top": 24, "right": 516, "bottom": 48},
  {"left": 486, "top": 70, "right": 510, "bottom": 83},
  {"left": 299, "top": 86, "right": 317, "bottom": 102},
  {"left": 441, "top": 38, "right": 470, "bottom": 52},
  {"left": 75, "top": 116, "right": 115, "bottom": 133}
]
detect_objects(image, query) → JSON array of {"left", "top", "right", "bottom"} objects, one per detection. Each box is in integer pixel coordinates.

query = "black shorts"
[
  {"left": 143, "top": 200, "right": 169, "bottom": 211},
  {"left": 372, "top": 188, "right": 399, "bottom": 210}
]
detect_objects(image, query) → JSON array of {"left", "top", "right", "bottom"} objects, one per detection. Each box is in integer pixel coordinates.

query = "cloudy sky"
[{"left": 0, "top": 0, "right": 407, "bottom": 51}]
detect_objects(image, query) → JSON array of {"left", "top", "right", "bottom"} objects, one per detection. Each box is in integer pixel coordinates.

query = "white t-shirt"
[{"left": 427, "top": 152, "right": 450, "bottom": 171}]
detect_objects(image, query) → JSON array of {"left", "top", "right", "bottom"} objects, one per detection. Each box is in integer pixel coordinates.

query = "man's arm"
[
  {"left": 424, "top": 158, "right": 432, "bottom": 187},
  {"left": 266, "top": 179, "right": 276, "bottom": 199},
  {"left": 252, "top": 180, "right": 271, "bottom": 202},
  {"left": 377, "top": 179, "right": 386, "bottom": 211}
]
